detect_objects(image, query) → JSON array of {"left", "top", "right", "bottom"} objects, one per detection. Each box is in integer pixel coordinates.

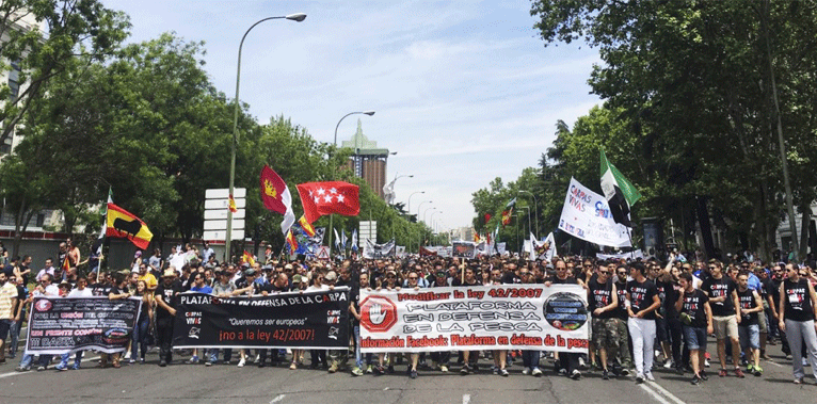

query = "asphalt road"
[{"left": 0, "top": 337, "right": 814, "bottom": 404}]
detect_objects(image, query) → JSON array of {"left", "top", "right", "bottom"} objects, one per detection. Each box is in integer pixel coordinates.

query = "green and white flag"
[{"left": 600, "top": 150, "right": 640, "bottom": 227}]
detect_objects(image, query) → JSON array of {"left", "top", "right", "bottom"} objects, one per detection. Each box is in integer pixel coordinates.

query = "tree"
[{"left": 0, "top": 0, "right": 130, "bottom": 147}]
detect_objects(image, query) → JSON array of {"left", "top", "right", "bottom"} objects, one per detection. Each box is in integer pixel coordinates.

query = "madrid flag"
[
  {"left": 297, "top": 181, "right": 360, "bottom": 224},
  {"left": 106, "top": 203, "right": 153, "bottom": 250},
  {"left": 260, "top": 165, "right": 295, "bottom": 234}
]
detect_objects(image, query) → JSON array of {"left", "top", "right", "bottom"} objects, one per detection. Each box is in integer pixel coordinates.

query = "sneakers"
[
  {"left": 532, "top": 367, "right": 543, "bottom": 377},
  {"left": 37, "top": 366, "right": 46, "bottom": 371},
  {"left": 734, "top": 368, "right": 745, "bottom": 378},
  {"left": 700, "top": 370, "right": 709, "bottom": 381},
  {"left": 375, "top": 366, "right": 386, "bottom": 375},
  {"left": 718, "top": 369, "right": 728, "bottom": 377},
  {"left": 746, "top": 363, "right": 754, "bottom": 372},
  {"left": 410, "top": 369, "right": 418, "bottom": 379},
  {"left": 645, "top": 372, "right": 655, "bottom": 381},
  {"left": 124, "top": 351, "right": 131, "bottom": 360},
  {"left": 578, "top": 357, "right": 587, "bottom": 369},
  {"left": 794, "top": 377, "right": 804, "bottom": 384},
  {"left": 351, "top": 367, "right": 364, "bottom": 376},
  {"left": 500, "top": 368, "right": 509, "bottom": 377},
  {"left": 492, "top": 366, "right": 499, "bottom": 375},
  {"left": 663, "top": 359, "right": 673, "bottom": 369},
  {"left": 461, "top": 365, "right": 470, "bottom": 375},
  {"left": 753, "top": 365, "right": 763, "bottom": 376},
  {"left": 440, "top": 365, "right": 449, "bottom": 373},
  {"left": 15, "top": 366, "right": 31, "bottom": 372},
  {"left": 635, "top": 373, "right": 644, "bottom": 384},
  {"left": 189, "top": 356, "right": 199, "bottom": 364},
  {"left": 704, "top": 358, "right": 711, "bottom": 367},
  {"left": 571, "top": 369, "right": 581, "bottom": 380},
  {"left": 205, "top": 361, "right": 212, "bottom": 367},
  {"left": 522, "top": 367, "right": 531, "bottom": 375},
  {"left": 621, "top": 368, "right": 630, "bottom": 376},
  {"left": 328, "top": 363, "right": 338, "bottom": 373},
  {"left": 691, "top": 375, "right": 701, "bottom": 385},
  {"left": 237, "top": 358, "right": 246, "bottom": 368},
  {"left": 602, "top": 370, "right": 609, "bottom": 380},
  {"left": 290, "top": 362, "right": 297, "bottom": 370},
  {"left": 366, "top": 365, "right": 373, "bottom": 374},
  {"left": 159, "top": 360, "right": 167, "bottom": 367}
]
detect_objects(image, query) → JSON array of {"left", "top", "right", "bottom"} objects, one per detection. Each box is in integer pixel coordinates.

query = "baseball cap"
[{"left": 324, "top": 271, "right": 337, "bottom": 282}]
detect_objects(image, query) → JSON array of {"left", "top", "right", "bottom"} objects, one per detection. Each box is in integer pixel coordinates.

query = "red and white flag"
[
  {"left": 260, "top": 165, "right": 295, "bottom": 234},
  {"left": 296, "top": 181, "right": 360, "bottom": 224}
]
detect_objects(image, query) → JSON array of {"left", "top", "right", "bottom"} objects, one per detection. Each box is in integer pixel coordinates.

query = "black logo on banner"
[{"left": 544, "top": 292, "right": 588, "bottom": 331}]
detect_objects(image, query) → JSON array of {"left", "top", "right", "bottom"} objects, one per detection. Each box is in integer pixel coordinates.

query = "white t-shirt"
[
  {"left": 305, "top": 284, "right": 329, "bottom": 292},
  {"left": 67, "top": 288, "right": 93, "bottom": 298}
]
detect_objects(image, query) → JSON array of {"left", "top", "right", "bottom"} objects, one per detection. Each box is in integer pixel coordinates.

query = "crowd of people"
[{"left": 2, "top": 241, "right": 817, "bottom": 387}]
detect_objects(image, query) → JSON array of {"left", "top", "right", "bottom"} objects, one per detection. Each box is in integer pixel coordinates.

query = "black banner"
[
  {"left": 172, "top": 288, "right": 350, "bottom": 349},
  {"left": 25, "top": 297, "right": 142, "bottom": 355}
]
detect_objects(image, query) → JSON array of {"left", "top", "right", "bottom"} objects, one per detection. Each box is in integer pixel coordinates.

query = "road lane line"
[
  {"left": 638, "top": 384, "right": 673, "bottom": 404},
  {"left": 463, "top": 394, "right": 470, "bottom": 404},
  {"left": 648, "top": 381, "right": 686, "bottom": 404},
  {"left": 270, "top": 394, "right": 286, "bottom": 404},
  {"left": 768, "top": 361, "right": 785, "bottom": 368}
]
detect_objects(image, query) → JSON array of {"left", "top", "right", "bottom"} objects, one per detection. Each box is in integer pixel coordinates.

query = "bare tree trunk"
[{"left": 799, "top": 202, "right": 811, "bottom": 260}]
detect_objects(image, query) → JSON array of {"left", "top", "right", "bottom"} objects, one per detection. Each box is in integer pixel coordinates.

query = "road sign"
[
  {"left": 204, "top": 187, "right": 246, "bottom": 241},
  {"left": 203, "top": 230, "right": 245, "bottom": 241},
  {"left": 204, "top": 198, "right": 247, "bottom": 210},
  {"left": 205, "top": 188, "right": 246, "bottom": 199},
  {"left": 203, "top": 219, "right": 246, "bottom": 231},
  {"left": 204, "top": 209, "right": 245, "bottom": 220},
  {"left": 316, "top": 246, "right": 330, "bottom": 260},
  {"left": 360, "top": 221, "right": 377, "bottom": 242}
]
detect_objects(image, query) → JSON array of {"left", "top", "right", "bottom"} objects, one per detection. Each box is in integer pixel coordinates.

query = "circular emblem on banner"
[
  {"left": 359, "top": 296, "right": 397, "bottom": 333},
  {"left": 34, "top": 299, "right": 52, "bottom": 312},
  {"left": 543, "top": 292, "right": 588, "bottom": 331},
  {"left": 102, "top": 328, "right": 129, "bottom": 344}
]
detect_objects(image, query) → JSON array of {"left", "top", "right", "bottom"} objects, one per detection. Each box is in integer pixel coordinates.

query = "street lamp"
[
  {"left": 329, "top": 110, "right": 375, "bottom": 255},
  {"left": 227, "top": 13, "right": 306, "bottom": 257},
  {"left": 407, "top": 191, "right": 424, "bottom": 212},
  {"left": 430, "top": 211, "right": 442, "bottom": 232},
  {"left": 416, "top": 200, "right": 432, "bottom": 251},
  {"left": 518, "top": 190, "right": 539, "bottom": 237},
  {"left": 423, "top": 207, "right": 437, "bottom": 224}
]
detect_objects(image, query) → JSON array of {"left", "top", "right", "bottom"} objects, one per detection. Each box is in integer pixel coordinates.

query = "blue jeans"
[
  {"left": 354, "top": 325, "right": 363, "bottom": 369},
  {"left": 683, "top": 325, "right": 708, "bottom": 351},
  {"left": 132, "top": 318, "right": 150, "bottom": 360},
  {"left": 8, "top": 320, "right": 21, "bottom": 357},
  {"left": 19, "top": 353, "right": 51, "bottom": 369},
  {"left": 208, "top": 348, "right": 232, "bottom": 363},
  {"left": 522, "top": 350, "right": 541, "bottom": 370},
  {"left": 739, "top": 324, "right": 760, "bottom": 351},
  {"left": 56, "top": 351, "right": 83, "bottom": 370}
]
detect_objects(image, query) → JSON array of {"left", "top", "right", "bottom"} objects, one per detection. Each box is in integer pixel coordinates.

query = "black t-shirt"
[
  {"left": 13, "top": 285, "right": 26, "bottom": 317},
  {"left": 768, "top": 278, "right": 783, "bottom": 307},
  {"left": 452, "top": 278, "right": 481, "bottom": 287},
  {"left": 501, "top": 272, "right": 520, "bottom": 285},
  {"left": 155, "top": 282, "right": 181, "bottom": 319},
  {"left": 613, "top": 281, "right": 629, "bottom": 320},
  {"left": 91, "top": 282, "right": 111, "bottom": 297},
  {"left": 549, "top": 276, "right": 578, "bottom": 285},
  {"left": 269, "top": 283, "right": 290, "bottom": 293},
  {"left": 758, "top": 277, "right": 771, "bottom": 300},
  {"left": 626, "top": 279, "right": 658, "bottom": 320},
  {"left": 737, "top": 288, "right": 759, "bottom": 325},
  {"left": 783, "top": 278, "right": 814, "bottom": 322},
  {"left": 588, "top": 277, "right": 614, "bottom": 319},
  {"left": 701, "top": 276, "right": 736, "bottom": 316},
  {"left": 680, "top": 289, "right": 709, "bottom": 328},
  {"left": 657, "top": 280, "right": 679, "bottom": 318}
]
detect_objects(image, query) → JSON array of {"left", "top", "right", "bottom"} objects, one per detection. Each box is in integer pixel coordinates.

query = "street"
[{"left": 1, "top": 337, "right": 812, "bottom": 404}]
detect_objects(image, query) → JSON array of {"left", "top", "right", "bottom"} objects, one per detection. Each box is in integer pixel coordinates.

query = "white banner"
[
  {"left": 359, "top": 284, "right": 588, "bottom": 353},
  {"left": 596, "top": 250, "right": 644, "bottom": 260},
  {"left": 558, "top": 177, "right": 632, "bottom": 247}
]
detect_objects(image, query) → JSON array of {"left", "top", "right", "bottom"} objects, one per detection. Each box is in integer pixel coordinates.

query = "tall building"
[{"left": 340, "top": 119, "right": 390, "bottom": 199}]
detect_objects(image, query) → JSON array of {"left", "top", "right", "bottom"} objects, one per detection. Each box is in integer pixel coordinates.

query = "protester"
[
  {"left": 155, "top": 267, "right": 181, "bottom": 367},
  {"left": 625, "top": 261, "right": 660, "bottom": 383},
  {"left": 778, "top": 263, "right": 817, "bottom": 384},
  {"left": 677, "top": 272, "right": 713, "bottom": 385}
]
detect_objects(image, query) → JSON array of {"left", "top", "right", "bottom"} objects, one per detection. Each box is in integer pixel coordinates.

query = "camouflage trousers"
[
  {"left": 592, "top": 317, "right": 621, "bottom": 354},
  {"left": 613, "top": 318, "right": 632, "bottom": 368}
]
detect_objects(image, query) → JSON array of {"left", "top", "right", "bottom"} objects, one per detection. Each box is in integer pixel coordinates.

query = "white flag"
[{"left": 383, "top": 178, "right": 397, "bottom": 205}]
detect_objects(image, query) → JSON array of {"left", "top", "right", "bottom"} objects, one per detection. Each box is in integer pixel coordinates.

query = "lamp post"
[
  {"left": 518, "top": 190, "right": 539, "bottom": 237},
  {"left": 407, "top": 191, "right": 424, "bottom": 213},
  {"left": 430, "top": 211, "right": 442, "bottom": 237},
  {"left": 227, "top": 13, "right": 306, "bottom": 259},
  {"left": 328, "top": 110, "right": 375, "bottom": 255},
  {"left": 416, "top": 200, "right": 432, "bottom": 251}
]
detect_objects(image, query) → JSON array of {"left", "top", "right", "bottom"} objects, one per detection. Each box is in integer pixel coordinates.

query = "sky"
[{"left": 104, "top": 0, "right": 602, "bottom": 233}]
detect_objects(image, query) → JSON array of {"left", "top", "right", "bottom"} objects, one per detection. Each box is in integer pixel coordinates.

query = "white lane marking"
[
  {"left": 648, "top": 380, "right": 686, "bottom": 404},
  {"left": 638, "top": 384, "right": 673, "bottom": 404},
  {"left": 463, "top": 394, "right": 471, "bottom": 404},
  {"left": 270, "top": 394, "right": 286, "bottom": 404},
  {"left": 768, "top": 361, "right": 785, "bottom": 368},
  {"left": 0, "top": 355, "right": 101, "bottom": 379}
]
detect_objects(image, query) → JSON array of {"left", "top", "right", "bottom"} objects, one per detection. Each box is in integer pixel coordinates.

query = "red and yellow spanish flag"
[
  {"left": 242, "top": 251, "right": 255, "bottom": 266},
  {"left": 501, "top": 208, "right": 513, "bottom": 226},
  {"left": 229, "top": 194, "right": 238, "bottom": 213},
  {"left": 105, "top": 203, "right": 153, "bottom": 250},
  {"left": 298, "top": 215, "right": 316, "bottom": 237},
  {"left": 62, "top": 256, "right": 71, "bottom": 272},
  {"left": 285, "top": 229, "right": 299, "bottom": 253}
]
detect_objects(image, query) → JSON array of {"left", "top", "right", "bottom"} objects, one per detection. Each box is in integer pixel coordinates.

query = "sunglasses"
[
  {"left": 408, "top": 276, "right": 418, "bottom": 280},
  {"left": 708, "top": 266, "right": 717, "bottom": 270},
  {"left": 386, "top": 275, "right": 396, "bottom": 278},
  {"left": 598, "top": 271, "right": 609, "bottom": 275},
  {"left": 617, "top": 272, "right": 626, "bottom": 276}
]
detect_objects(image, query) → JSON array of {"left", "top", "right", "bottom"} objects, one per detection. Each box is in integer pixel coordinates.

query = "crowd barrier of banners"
[
  {"left": 25, "top": 297, "right": 142, "bottom": 355},
  {"left": 172, "top": 288, "right": 350, "bottom": 350},
  {"left": 359, "top": 285, "right": 589, "bottom": 353}
]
